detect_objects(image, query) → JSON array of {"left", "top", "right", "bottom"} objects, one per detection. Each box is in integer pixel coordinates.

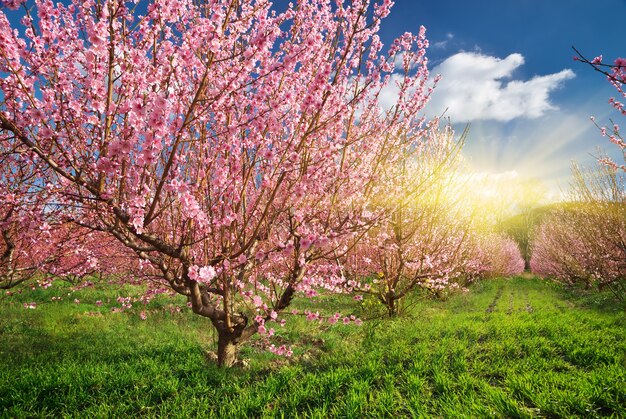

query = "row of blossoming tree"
[
  {"left": 342, "top": 134, "right": 525, "bottom": 316},
  {"left": 1, "top": 0, "right": 524, "bottom": 366},
  {"left": 530, "top": 162, "right": 625, "bottom": 300},
  {"left": 530, "top": 52, "right": 625, "bottom": 301}
]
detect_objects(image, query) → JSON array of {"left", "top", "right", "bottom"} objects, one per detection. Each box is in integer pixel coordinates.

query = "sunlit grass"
[{"left": 1, "top": 278, "right": 624, "bottom": 417}]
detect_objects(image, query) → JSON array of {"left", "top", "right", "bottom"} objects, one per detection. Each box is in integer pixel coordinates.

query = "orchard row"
[{"left": 1, "top": 0, "right": 623, "bottom": 366}]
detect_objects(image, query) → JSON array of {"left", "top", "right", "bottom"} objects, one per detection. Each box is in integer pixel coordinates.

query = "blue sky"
[{"left": 376, "top": 0, "right": 626, "bottom": 195}]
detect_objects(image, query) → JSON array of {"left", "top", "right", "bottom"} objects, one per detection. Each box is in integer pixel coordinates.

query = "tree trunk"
[
  {"left": 386, "top": 293, "right": 397, "bottom": 317},
  {"left": 217, "top": 331, "right": 240, "bottom": 368}
]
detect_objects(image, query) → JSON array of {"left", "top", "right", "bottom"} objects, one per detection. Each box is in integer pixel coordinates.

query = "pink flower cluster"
[{"left": 0, "top": 0, "right": 23, "bottom": 10}]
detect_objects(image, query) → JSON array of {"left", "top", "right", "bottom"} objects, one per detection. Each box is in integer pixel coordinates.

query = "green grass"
[{"left": 1, "top": 277, "right": 624, "bottom": 417}]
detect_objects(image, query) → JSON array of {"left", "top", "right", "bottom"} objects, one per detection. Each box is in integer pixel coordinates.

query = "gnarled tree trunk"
[
  {"left": 212, "top": 318, "right": 258, "bottom": 368},
  {"left": 216, "top": 330, "right": 240, "bottom": 368}
]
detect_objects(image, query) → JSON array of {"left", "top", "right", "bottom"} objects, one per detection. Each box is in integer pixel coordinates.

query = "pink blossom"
[
  {"left": 188, "top": 265, "right": 216, "bottom": 283},
  {"left": 306, "top": 311, "right": 319, "bottom": 321},
  {"left": 198, "top": 266, "right": 216, "bottom": 282},
  {"left": 0, "top": 0, "right": 24, "bottom": 10}
]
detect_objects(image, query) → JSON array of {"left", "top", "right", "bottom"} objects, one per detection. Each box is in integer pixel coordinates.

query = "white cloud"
[
  {"left": 392, "top": 52, "right": 420, "bottom": 72},
  {"left": 426, "top": 52, "right": 575, "bottom": 122},
  {"left": 377, "top": 73, "right": 403, "bottom": 111}
]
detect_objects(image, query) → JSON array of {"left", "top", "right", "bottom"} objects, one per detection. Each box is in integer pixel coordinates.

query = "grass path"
[{"left": 0, "top": 277, "right": 624, "bottom": 417}]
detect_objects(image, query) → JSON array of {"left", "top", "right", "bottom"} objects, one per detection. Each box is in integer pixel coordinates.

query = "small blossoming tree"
[
  {"left": 0, "top": 151, "right": 52, "bottom": 289},
  {"left": 341, "top": 132, "right": 486, "bottom": 316},
  {"left": 0, "top": 149, "right": 126, "bottom": 288}
]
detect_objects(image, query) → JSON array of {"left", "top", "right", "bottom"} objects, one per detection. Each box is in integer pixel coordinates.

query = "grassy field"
[{"left": 0, "top": 277, "right": 624, "bottom": 418}]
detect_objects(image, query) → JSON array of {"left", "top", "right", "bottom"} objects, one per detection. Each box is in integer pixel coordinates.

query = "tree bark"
[
  {"left": 217, "top": 330, "right": 240, "bottom": 368},
  {"left": 214, "top": 317, "right": 257, "bottom": 368}
]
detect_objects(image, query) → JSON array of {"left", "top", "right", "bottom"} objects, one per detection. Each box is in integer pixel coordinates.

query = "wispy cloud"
[
  {"left": 426, "top": 52, "right": 575, "bottom": 122},
  {"left": 432, "top": 32, "right": 454, "bottom": 50}
]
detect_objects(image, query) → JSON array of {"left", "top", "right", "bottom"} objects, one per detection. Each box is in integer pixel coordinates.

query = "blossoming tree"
[
  {"left": 0, "top": 0, "right": 447, "bottom": 366},
  {"left": 477, "top": 234, "right": 525, "bottom": 278},
  {"left": 0, "top": 148, "right": 135, "bottom": 289},
  {"left": 341, "top": 134, "right": 493, "bottom": 316},
  {"left": 0, "top": 150, "right": 50, "bottom": 289}
]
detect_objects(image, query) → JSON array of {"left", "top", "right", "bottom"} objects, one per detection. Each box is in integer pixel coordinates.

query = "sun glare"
[
  {"left": 460, "top": 92, "right": 620, "bottom": 202},
  {"left": 437, "top": 169, "right": 550, "bottom": 229}
]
